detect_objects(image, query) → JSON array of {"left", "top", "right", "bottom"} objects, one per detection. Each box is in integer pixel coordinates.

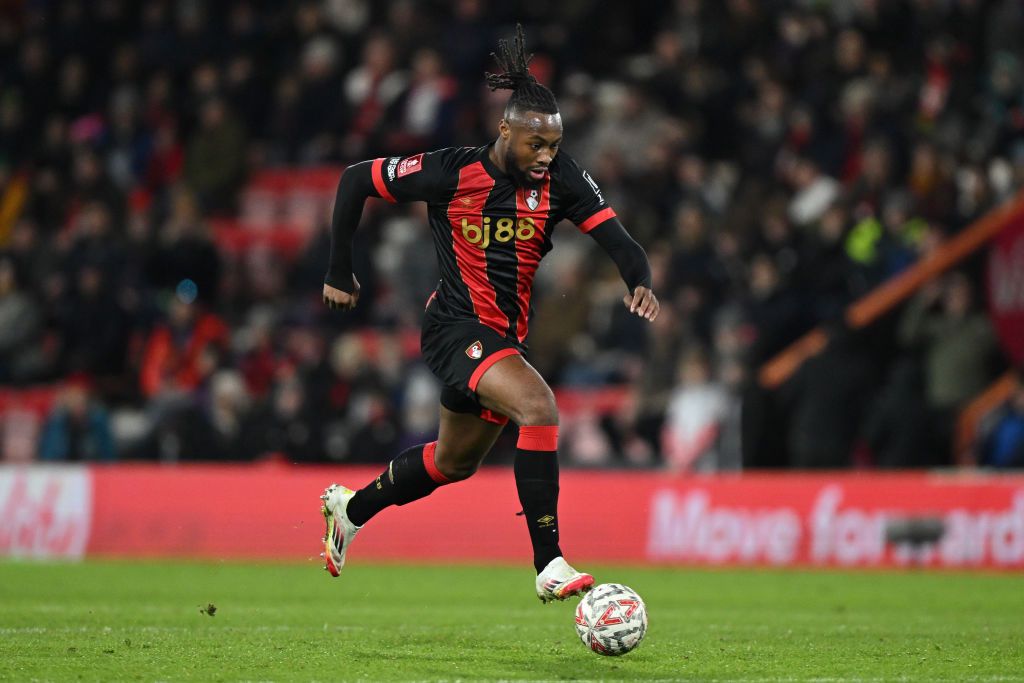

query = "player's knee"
[
  {"left": 433, "top": 448, "right": 481, "bottom": 482},
  {"left": 510, "top": 392, "right": 559, "bottom": 428},
  {"left": 440, "top": 460, "right": 479, "bottom": 482},
  {"left": 436, "top": 457, "right": 479, "bottom": 482}
]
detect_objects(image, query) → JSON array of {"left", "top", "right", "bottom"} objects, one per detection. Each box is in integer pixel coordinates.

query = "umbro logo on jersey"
[
  {"left": 526, "top": 189, "right": 540, "bottom": 211},
  {"left": 466, "top": 341, "right": 483, "bottom": 360}
]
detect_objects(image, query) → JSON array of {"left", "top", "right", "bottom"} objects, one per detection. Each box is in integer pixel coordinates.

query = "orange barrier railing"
[
  {"left": 954, "top": 371, "right": 1018, "bottom": 466},
  {"left": 759, "top": 190, "right": 1024, "bottom": 389}
]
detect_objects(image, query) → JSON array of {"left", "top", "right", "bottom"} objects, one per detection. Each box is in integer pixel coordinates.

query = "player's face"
[{"left": 501, "top": 111, "right": 562, "bottom": 188}]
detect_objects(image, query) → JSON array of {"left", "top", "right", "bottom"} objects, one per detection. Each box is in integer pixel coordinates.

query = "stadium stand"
[{"left": 0, "top": 1, "right": 1022, "bottom": 468}]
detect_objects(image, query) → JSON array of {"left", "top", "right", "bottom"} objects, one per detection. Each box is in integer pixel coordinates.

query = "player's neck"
[{"left": 489, "top": 140, "right": 508, "bottom": 174}]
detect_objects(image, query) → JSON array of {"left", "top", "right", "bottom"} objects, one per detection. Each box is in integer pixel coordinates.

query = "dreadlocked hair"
[{"left": 484, "top": 24, "right": 559, "bottom": 115}]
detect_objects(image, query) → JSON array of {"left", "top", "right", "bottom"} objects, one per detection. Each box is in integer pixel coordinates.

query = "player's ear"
[{"left": 499, "top": 118, "right": 510, "bottom": 140}]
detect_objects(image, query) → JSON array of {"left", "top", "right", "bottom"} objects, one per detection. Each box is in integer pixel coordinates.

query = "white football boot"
[
  {"left": 320, "top": 484, "right": 361, "bottom": 577},
  {"left": 535, "top": 556, "right": 594, "bottom": 603}
]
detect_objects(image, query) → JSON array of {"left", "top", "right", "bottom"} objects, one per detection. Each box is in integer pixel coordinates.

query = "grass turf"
[{"left": 0, "top": 560, "right": 1022, "bottom": 682}]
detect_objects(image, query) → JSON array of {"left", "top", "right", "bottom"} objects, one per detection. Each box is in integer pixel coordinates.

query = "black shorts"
[{"left": 422, "top": 296, "right": 522, "bottom": 425}]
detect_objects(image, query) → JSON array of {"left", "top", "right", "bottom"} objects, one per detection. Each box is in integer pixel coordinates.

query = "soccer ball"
[{"left": 574, "top": 583, "right": 648, "bottom": 656}]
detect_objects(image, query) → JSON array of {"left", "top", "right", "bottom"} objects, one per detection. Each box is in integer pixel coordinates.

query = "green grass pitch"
[{"left": 1, "top": 560, "right": 1022, "bottom": 682}]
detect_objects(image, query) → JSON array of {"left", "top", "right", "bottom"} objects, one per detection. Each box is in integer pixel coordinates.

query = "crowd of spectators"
[{"left": 0, "top": 0, "right": 1022, "bottom": 468}]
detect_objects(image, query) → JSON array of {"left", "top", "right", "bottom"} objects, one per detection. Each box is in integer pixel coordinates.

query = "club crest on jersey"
[
  {"left": 397, "top": 153, "right": 423, "bottom": 178},
  {"left": 466, "top": 340, "right": 483, "bottom": 360},
  {"left": 526, "top": 189, "right": 540, "bottom": 211}
]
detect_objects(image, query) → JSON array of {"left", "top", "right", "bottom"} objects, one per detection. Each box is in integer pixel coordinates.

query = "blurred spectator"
[
  {"left": 0, "top": 255, "right": 43, "bottom": 383},
  {"left": 845, "top": 192, "right": 928, "bottom": 285},
  {"left": 846, "top": 138, "right": 895, "bottom": 216},
  {"left": 291, "top": 35, "right": 343, "bottom": 163},
  {"left": 139, "top": 297, "right": 228, "bottom": 400},
  {"left": 184, "top": 98, "right": 247, "bottom": 214},
  {"left": 384, "top": 48, "right": 457, "bottom": 154},
  {"left": 202, "top": 369, "right": 250, "bottom": 461},
  {"left": 743, "top": 253, "right": 810, "bottom": 365},
  {"left": 863, "top": 358, "right": 936, "bottom": 468},
  {"left": 144, "top": 122, "right": 184, "bottom": 192},
  {"left": 899, "top": 274, "right": 999, "bottom": 409},
  {"left": 780, "top": 324, "right": 876, "bottom": 469},
  {"left": 103, "top": 88, "right": 151, "bottom": 192},
  {"left": 147, "top": 186, "right": 222, "bottom": 304},
  {"left": 907, "top": 141, "right": 956, "bottom": 226},
  {"left": 787, "top": 157, "right": 840, "bottom": 228},
  {"left": 38, "top": 376, "right": 116, "bottom": 462},
  {"left": 661, "top": 348, "right": 729, "bottom": 473},
  {"left": 69, "top": 148, "right": 124, "bottom": 227},
  {"left": 57, "top": 261, "right": 131, "bottom": 380},
  {"left": 898, "top": 273, "right": 999, "bottom": 462},
  {"left": 241, "top": 375, "right": 324, "bottom": 462},
  {"left": 342, "top": 33, "right": 407, "bottom": 159},
  {"left": 798, "top": 204, "right": 854, "bottom": 321}
]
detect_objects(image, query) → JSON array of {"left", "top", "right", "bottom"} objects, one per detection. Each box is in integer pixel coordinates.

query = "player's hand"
[
  {"left": 624, "top": 286, "right": 659, "bottom": 321},
  {"left": 323, "top": 276, "right": 360, "bottom": 311}
]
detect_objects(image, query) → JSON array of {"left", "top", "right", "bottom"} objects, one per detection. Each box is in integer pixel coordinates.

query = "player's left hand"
[{"left": 624, "top": 286, "right": 659, "bottom": 321}]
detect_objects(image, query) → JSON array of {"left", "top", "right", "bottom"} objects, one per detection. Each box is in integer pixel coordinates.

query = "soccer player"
[{"left": 319, "top": 25, "right": 659, "bottom": 602}]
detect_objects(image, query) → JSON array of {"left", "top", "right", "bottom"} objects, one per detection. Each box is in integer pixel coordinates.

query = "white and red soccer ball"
[{"left": 574, "top": 583, "right": 648, "bottom": 656}]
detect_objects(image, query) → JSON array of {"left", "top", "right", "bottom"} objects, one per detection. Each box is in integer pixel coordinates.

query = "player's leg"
[
  {"left": 474, "top": 354, "right": 594, "bottom": 602},
  {"left": 433, "top": 403, "right": 507, "bottom": 481},
  {"left": 346, "top": 403, "right": 504, "bottom": 524},
  {"left": 320, "top": 398, "right": 503, "bottom": 576}
]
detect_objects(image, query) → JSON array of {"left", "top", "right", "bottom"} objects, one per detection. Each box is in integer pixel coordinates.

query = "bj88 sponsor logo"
[{"left": 459, "top": 216, "right": 538, "bottom": 249}]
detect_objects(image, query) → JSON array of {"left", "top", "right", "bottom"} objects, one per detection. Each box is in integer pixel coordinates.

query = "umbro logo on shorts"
[{"left": 466, "top": 341, "right": 483, "bottom": 360}]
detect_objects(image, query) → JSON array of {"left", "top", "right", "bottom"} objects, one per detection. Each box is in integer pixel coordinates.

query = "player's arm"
[
  {"left": 588, "top": 218, "right": 659, "bottom": 321},
  {"left": 323, "top": 161, "right": 377, "bottom": 310},
  {"left": 558, "top": 151, "right": 659, "bottom": 321},
  {"left": 324, "top": 152, "right": 444, "bottom": 311}
]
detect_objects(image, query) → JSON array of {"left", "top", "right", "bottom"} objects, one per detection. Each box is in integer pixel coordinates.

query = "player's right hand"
[{"left": 323, "top": 276, "right": 360, "bottom": 311}]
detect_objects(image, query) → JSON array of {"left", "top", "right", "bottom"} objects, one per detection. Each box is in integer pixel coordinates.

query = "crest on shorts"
[
  {"left": 526, "top": 189, "right": 540, "bottom": 211},
  {"left": 466, "top": 340, "right": 483, "bottom": 360}
]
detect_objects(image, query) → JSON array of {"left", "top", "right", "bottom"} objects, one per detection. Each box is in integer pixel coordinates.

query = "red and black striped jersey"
[{"left": 369, "top": 144, "right": 616, "bottom": 344}]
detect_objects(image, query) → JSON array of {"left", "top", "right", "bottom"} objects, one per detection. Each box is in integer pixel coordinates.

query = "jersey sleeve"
[
  {"left": 368, "top": 149, "right": 452, "bottom": 203},
  {"left": 555, "top": 152, "right": 618, "bottom": 233}
]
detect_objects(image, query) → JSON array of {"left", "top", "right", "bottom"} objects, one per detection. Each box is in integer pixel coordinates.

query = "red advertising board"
[{"left": 2, "top": 464, "right": 1023, "bottom": 569}]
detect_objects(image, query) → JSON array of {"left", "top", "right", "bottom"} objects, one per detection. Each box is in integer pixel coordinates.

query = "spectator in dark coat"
[
  {"left": 781, "top": 324, "right": 877, "bottom": 468},
  {"left": 863, "top": 358, "right": 935, "bottom": 468}
]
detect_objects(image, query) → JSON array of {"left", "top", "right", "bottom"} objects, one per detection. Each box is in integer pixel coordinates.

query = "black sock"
[
  {"left": 346, "top": 442, "right": 449, "bottom": 527},
  {"left": 515, "top": 427, "right": 563, "bottom": 573}
]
